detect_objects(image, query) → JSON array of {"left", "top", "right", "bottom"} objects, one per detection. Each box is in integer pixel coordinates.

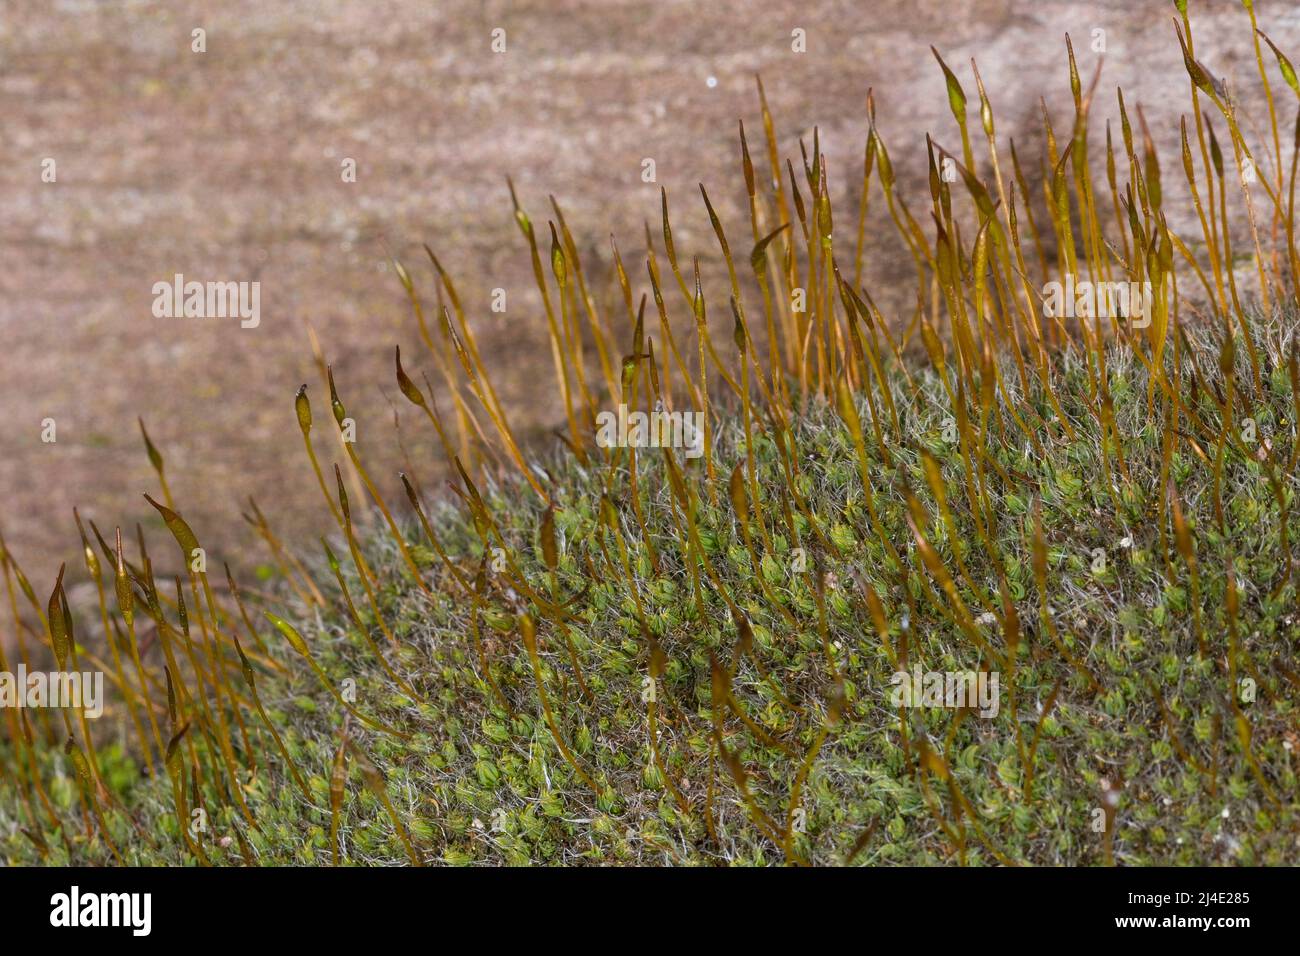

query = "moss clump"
[{"left": 4, "top": 324, "right": 1297, "bottom": 866}]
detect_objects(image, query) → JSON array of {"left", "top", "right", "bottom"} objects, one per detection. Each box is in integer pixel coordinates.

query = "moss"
[
  {"left": 4, "top": 321, "right": 1298, "bottom": 866},
  {"left": 4, "top": 3, "right": 1298, "bottom": 864}
]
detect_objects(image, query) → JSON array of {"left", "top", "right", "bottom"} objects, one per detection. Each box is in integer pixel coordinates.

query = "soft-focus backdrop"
[{"left": 2, "top": 0, "right": 1296, "bottom": 599}]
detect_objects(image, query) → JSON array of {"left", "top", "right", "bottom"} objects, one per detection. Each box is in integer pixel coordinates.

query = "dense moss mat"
[{"left": 3, "top": 328, "right": 1299, "bottom": 866}]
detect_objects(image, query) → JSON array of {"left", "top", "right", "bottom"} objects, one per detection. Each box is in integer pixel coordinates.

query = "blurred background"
[{"left": 1, "top": 0, "right": 1296, "bottom": 607}]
